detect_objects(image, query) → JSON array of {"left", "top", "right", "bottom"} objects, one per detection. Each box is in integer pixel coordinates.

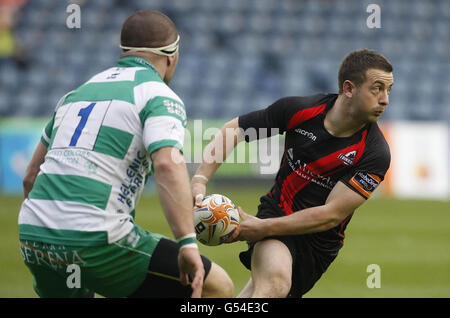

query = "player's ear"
[
  {"left": 342, "top": 80, "right": 355, "bottom": 98},
  {"left": 166, "top": 53, "right": 177, "bottom": 68}
]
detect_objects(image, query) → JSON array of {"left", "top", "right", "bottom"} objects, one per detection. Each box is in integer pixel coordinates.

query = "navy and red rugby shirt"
[{"left": 238, "top": 94, "right": 390, "bottom": 250}]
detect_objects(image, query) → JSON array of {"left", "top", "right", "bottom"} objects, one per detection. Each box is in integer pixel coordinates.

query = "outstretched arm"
[{"left": 191, "top": 117, "right": 243, "bottom": 205}]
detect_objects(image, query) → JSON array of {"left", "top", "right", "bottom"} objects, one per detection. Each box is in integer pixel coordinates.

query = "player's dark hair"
[
  {"left": 338, "top": 49, "right": 393, "bottom": 93},
  {"left": 120, "top": 10, "right": 178, "bottom": 50}
]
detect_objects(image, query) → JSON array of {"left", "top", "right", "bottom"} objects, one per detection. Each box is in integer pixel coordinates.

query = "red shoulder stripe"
[{"left": 286, "top": 103, "right": 327, "bottom": 130}]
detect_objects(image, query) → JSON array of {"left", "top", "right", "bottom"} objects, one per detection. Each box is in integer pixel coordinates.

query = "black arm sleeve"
[
  {"left": 340, "top": 128, "right": 391, "bottom": 199},
  {"left": 238, "top": 96, "right": 326, "bottom": 142}
]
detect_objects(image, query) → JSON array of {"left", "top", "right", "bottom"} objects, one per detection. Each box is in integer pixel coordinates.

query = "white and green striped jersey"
[{"left": 18, "top": 56, "right": 187, "bottom": 246}]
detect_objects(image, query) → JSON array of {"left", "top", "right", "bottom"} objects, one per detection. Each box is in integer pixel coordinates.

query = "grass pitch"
[{"left": 1, "top": 186, "right": 449, "bottom": 298}]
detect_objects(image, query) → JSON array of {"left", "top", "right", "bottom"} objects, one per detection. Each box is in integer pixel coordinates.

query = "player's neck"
[
  {"left": 120, "top": 52, "right": 167, "bottom": 81},
  {"left": 324, "top": 95, "right": 366, "bottom": 137}
]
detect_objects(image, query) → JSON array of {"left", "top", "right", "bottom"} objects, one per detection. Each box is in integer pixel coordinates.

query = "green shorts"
[{"left": 19, "top": 225, "right": 212, "bottom": 298}]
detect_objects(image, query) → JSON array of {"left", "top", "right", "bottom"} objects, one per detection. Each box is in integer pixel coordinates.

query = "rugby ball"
[{"left": 194, "top": 194, "right": 239, "bottom": 246}]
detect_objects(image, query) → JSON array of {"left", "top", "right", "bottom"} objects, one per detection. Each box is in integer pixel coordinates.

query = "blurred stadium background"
[{"left": 0, "top": 0, "right": 449, "bottom": 298}]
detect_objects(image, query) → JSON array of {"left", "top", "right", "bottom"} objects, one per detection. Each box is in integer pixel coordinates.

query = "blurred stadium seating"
[{"left": 0, "top": 0, "right": 449, "bottom": 121}]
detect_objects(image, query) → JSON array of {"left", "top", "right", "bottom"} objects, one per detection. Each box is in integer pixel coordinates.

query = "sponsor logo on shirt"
[
  {"left": 117, "top": 150, "right": 149, "bottom": 208},
  {"left": 286, "top": 148, "right": 335, "bottom": 190},
  {"left": 294, "top": 128, "right": 317, "bottom": 141},
  {"left": 338, "top": 150, "right": 357, "bottom": 166},
  {"left": 349, "top": 172, "right": 381, "bottom": 198},
  {"left": 163, "top": 99, "right": 186, "bottom": 125}
]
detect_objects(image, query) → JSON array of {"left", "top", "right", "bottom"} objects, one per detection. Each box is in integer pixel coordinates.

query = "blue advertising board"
[{"left": 0, "top": 119, "right": 44, "bottom": 195}]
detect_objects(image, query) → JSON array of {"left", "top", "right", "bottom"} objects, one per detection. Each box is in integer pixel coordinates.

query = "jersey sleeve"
[
  {"left": 41, "top": 91, "right": 73, "bottom": 148},
  {"left": 238, "top": 97, "right": 298, "bottom": 141},
  {"left": 140, "top": 96, "right": 187, "bottom": 156},
  {"left": 340, "top": 136, "right": 391, "bottom": 199},
  {"left": 238, "top": 95, "right": 330, "bottom": 142},
  {"left": 40, "top": 112, "right": 55, "bottom": 147}
]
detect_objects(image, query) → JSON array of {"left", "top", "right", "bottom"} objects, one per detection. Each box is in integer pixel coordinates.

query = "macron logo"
[{"left": 294, "top": 128, "right": 317, "bottom": 141}]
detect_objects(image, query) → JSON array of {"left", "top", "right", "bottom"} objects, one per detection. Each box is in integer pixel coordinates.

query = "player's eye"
[{"left": 387, "top": 86, "right": 393, "bottom": 95}]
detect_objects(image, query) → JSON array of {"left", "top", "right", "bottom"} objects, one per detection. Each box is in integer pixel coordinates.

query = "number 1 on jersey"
[{"left": 69, "top": 102, "right": 96, "bottom": 146}]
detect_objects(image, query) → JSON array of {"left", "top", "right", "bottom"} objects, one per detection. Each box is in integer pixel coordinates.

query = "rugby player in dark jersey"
[{"left": 191, "top": 49, "right": 393, "bottom": 298}]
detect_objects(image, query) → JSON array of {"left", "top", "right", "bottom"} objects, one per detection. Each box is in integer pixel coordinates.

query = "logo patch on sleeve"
[{"left": 349, "top": 172, "right": 381, "bottom": 198}]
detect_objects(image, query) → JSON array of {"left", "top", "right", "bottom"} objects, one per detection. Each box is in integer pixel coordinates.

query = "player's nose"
[{"left": 379, "top": 89, "right": 389, "bottom": 106}]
